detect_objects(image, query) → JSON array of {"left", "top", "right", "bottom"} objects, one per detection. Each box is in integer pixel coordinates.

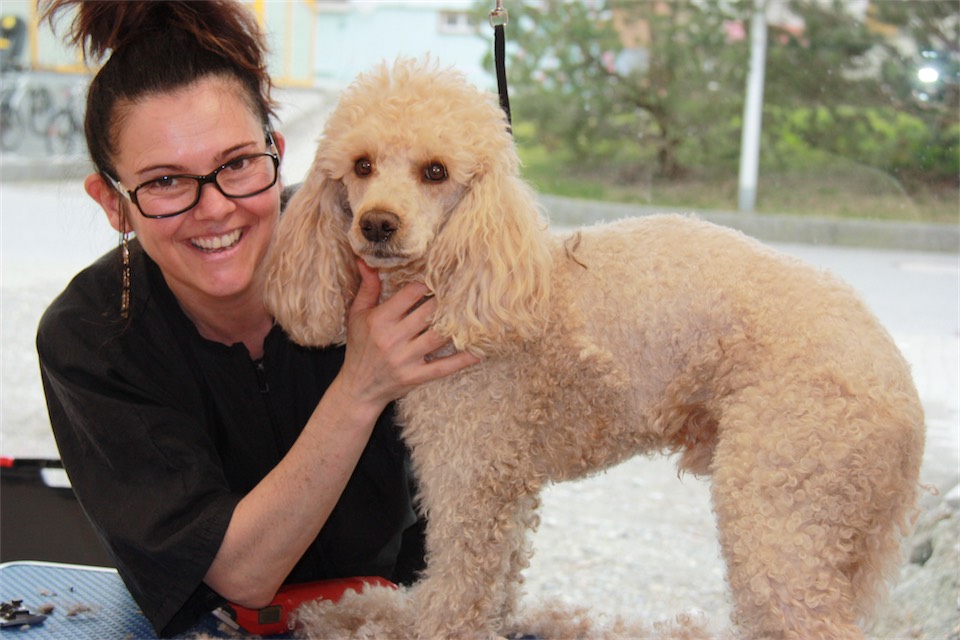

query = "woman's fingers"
[
  {"left": 341, "top": 276, "right": 481, "bottom": 403},
  {"left": 380, "top": 281, "right": 432, "bottom": 322},
  {"left": 349, "top": 259, "right": 382, "bottom": 317},
  {"left": 422, "top": 348, "right": 482, "bottom": 378}
]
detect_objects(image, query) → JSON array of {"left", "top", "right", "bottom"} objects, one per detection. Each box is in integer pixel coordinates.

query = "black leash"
[{"left": 489, "top": 0, "right": 511, "bottom": 127}]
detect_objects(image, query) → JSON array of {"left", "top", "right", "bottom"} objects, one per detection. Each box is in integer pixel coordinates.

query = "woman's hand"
[{"left": 337, "top": 260, "right": 480, "bottom": 409}]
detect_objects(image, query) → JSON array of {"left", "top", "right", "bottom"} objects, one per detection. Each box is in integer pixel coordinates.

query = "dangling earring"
[{"left": 119, "top": 210, "right": 131, "bottom": 321}]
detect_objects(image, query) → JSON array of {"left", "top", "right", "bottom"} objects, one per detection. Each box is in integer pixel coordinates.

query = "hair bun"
[
  {"left": 42, "top": 1, "right": 153, "bottom": 61},
  {"left": 41, "top": 0, "right": 275, "bottom": 178}
]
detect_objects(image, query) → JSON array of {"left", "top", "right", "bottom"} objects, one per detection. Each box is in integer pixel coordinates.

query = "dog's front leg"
[
  {"left": 498, "top": 493, "right": 540, "bottom": 630},
  {"left": 412, "top": 487, "right": 536, "bottom": 639},
  {"left": 407, "top": 442, "right": 540, "bottom": 640}
]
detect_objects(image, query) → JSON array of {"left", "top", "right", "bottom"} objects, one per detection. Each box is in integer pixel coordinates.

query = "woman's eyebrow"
[
  {"left": 214, "top": 140, "right": 261, "bottom": 163},
  {"left": 135, "top": 141, "right": 261, "bottom": 177}
]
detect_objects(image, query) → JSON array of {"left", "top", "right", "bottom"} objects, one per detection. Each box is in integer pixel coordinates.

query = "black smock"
[{"left": 36, "top": 240, "right": 424, "bottom": 637}]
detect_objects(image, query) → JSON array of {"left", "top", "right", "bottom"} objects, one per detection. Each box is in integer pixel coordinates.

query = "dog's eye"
[
  {"left": 423, "top": 162, "right": 447, "bottom": 183},
  {"left": 354, "top": 158, "right": 373, "bottom": 177}
]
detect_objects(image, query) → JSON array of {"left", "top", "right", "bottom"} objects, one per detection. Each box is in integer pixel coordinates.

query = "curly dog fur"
[{"left": 264, "top": 58, "right": 925, "bottom": 639}]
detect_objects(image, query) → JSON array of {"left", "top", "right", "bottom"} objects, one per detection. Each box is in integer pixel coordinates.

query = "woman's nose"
[{"left": 192, "top": 181, "right": 236, "bottom": 220}]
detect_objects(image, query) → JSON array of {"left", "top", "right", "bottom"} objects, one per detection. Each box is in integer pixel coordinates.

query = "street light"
[{"left": 917, "top": 66, "right": 940, "bottom": 84}]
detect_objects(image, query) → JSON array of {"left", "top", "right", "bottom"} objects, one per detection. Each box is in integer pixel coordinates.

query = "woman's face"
[{"left": 88, "top": 75, "right": 284, "bottom": 311}]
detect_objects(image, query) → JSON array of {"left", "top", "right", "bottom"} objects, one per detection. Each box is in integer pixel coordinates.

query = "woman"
[{"left": 36, "top": 1, "right": 477, "bottom": 636}]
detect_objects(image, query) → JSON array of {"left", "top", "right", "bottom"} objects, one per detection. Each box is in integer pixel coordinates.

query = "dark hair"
[{"left": 41, "top": 0, "right": 277, "bottom": 177}]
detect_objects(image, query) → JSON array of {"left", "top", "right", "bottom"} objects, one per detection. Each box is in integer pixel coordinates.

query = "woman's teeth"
[{"left": 192, "top": 229, "right": 242, "bottom": 252}]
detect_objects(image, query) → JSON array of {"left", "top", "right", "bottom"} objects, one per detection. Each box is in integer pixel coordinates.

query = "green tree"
[
  {"left": 870, "top": 0, "right": 959, "bottom": 113},
  {"left": 763, "top": 0, "right": 958, "bottom": 182},
  {"left": 764, "top": 0, "right": 882, "bottom": 109},
  {"left": 489, "top": 0, "right": 751, "bottom": 178},
  {"left": 482, "top": 0, "right": 956, "bottom": 189},
  {"left": 870, "top": 0, "right": 959, "bottom": 181}
]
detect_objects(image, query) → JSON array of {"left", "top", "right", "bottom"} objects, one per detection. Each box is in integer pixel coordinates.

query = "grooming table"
[{"left": 0, "top": 561, "right": 228, "bottom": 638}]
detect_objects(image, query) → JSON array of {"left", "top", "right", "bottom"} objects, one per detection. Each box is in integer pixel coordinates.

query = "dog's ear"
[
  {"left": 425, "top": 170, "right": 552, "bottom": 356},
  {"left": 264, "top": 170, "right": 358, "bottom": 347}
]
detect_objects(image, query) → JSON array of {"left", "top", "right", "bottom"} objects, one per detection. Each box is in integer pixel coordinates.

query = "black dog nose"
[{"left": 359, "top": 211, "right": 400, "bottom": 243}]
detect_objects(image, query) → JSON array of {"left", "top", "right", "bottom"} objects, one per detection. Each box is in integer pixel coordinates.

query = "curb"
[{"left": 541, "top": 195, "right": 960, "bottom": 254}]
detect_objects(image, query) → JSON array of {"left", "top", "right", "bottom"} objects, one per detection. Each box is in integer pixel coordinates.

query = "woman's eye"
[
  {"left": 355, "top": 157, "right": 373, "bottom": 177},
  {"left": 224, "top": 156, "right": 250, "bottom": 172},
  {"left": 149, "top": 176, "right": 179, "bottom": 191},
  {"left": 424, "top": 162, "right": 447, "bottom": 182}
]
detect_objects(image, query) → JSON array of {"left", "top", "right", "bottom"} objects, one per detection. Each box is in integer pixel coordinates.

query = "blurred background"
[{"left": 1, "top": 0, "right": 957, "bottom": 222}]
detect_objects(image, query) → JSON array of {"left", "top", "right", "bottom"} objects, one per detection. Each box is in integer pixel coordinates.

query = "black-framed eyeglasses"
[{"left": 106, "top": 133, "right": 280, "bottom": 219}]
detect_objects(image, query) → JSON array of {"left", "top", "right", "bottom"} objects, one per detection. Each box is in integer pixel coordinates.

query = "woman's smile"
[{"left": 190, "top": 228, "right": 244, "bottom": 253}]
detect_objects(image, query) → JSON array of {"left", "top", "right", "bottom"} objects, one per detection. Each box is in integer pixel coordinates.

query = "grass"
[{"left": 516, "top": 143, "right": 959, "bottom": 225}]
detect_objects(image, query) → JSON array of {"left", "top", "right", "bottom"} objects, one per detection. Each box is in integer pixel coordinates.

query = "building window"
[{"left": 438, "top": 11, "right": 478, "bottom": 35}]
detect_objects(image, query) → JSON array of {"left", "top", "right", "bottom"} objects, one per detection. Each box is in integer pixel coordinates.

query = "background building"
[
  {"left": 313, "top": 1, "right": 490, "bottom": 89},
  {"left": 1, "top": 0, "right": 495, "bottom": 90}
]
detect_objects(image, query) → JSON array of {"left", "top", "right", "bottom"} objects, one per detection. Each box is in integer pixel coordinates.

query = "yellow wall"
[{"left": 2, "top": 0, "right": 315, "bottom": 85}]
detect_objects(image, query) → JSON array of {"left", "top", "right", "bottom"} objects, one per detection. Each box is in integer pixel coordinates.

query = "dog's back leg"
[
  {"left": 711, "top": 452, "right": 864, "bottom": 637},
  {"left": 707, "top": 388, "right": 920, "bottom": 639}
]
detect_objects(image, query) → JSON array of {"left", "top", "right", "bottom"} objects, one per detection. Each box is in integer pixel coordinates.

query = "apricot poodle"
[{"left": 264, "top": 59, "right": 925, "bottom": 639}]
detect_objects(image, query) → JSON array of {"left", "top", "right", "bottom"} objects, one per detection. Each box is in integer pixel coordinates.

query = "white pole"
[{"left": 738, "top": 0, "right": 768, "bottom": 213}]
